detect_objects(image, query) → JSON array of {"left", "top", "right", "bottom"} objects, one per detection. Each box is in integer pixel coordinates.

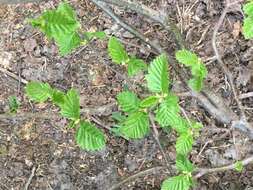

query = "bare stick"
[
  {"left": 97, "top": 0, "right": 165, "bottom": 23},
  {"left": 239, "top": 92, "right": 253, "bottom": 99},
  {"left": 24, "top": 166, "right": 36, "bottom": 190},
  {"left": 0, "top": 67, "right": 28, "bottom": 84},
  {"left": 195, "top": 155, "right": 253, "bottom": 178},
  {"left": 97, "top": 0, "right": 185, "bottom": 48},
  {"left": 109, "top": 166, "right": 168, "bottom": 190},
  {"left": 212, "top": 1, "right": 246, "bottom": 121}
]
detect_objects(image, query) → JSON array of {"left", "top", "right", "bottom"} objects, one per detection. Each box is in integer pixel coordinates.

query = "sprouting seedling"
[
  {"left": 242, "top": 1, "right": 253, "bottom": 39},
  {"left": 8, "top": 95, "right": 20, "bottom": 113},
  {"left": 25, "top": 81, "right": 105, "bottom": 151},
  {"left": 235, "top": 161, "right": 243, "bottom": 172},
  {"left": 108, "top": 36, "right": 147, "bottom": 76},
  {"left": 30, "top": 2, "right": 106, "bottom": 56},
  {"left": 175, "top": 49, "right": 207, "bottom": 92}
]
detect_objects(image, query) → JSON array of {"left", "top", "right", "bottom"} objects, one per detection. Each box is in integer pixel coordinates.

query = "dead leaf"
[
  {"left": 232, "top": 21, "right": 241, "bottom": 39},
  {"left": 0, "top": 51, "right": 12, "bottom": 69},
  {"left": 18, "top": 121, "right": 37, "bottom": 141}
]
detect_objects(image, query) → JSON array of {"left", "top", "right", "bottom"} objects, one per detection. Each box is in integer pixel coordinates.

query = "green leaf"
[
  {"left": 173, "top": 118, "right": 190, "bottom": 134},
  {"left": 175, "top": 49, "right": 199, "bottom": 67},
  {"left": 111, "top": 112, "right": 127, "bottom": 122},
  {"left": 243, "top": 1, "right": 253, "bottom": 17},
  {"left": 191, "top": 62, "right": 207, "bottom": 78},
  {"left": 155, "top": 95, "right": 180, "bottom": 127},
  {"left": 110, "top": 125, "right": 129, "bottom": 139},
  {"left": 146, "top": 54, "right": 169, "bottom": 94},
  {"left": 176, "top": 154, "right": 194, "bottom": 172},
  {"left": 25, "top": 81, "right": 52, "bottom": 102},
  {"left": 8, "top": 96, "right": 20, "bottom": 113},
  {"left": 127, "top": 57, "right": 147, "bottom": 76},
  {"left": 59, "top": 88, "right": 80, "bottom": 121},
  {"left": 117, "top": 91, "right": 140, "bottom": 113},
  {"left": 161, "top": 175, "right": 192, "bottom": 190},
  {"left": 188, "top": 77, "right": 203, "bottom": 92},
  {"left": 155, "top": 95, "right": 190, "bottom": 134},
  {"left": 119, "top": 112, "right": 150, "bottom": 139},
  {"left": 140, "top": 96, "right": 159, "bottom": 108},
  {"left": 108, "top": 37, "right": 129, "bottom": 64},
  {"left": 191, "top": 122, "right": 203, "bottom": 130},
  {"left": 67, "top": 120, "right": 76, "bottom": 128},
  {"left": 176, "top": 132, "right": 193, "bottom": 155},
  {"left": 84, "top": 31, "right": 106, "bottom": 40},
  {"left": 56, "top": 32, "right": 81, "bottom": 55},
  {"left": 243, "top": 17, "right": 253, "bottom": 39},
  {"left": 235, "top": 161, "right": 243, "bottom": 172},
  {"left": 51, "top": 89, "right": 65, "bottom": 106},
  {"left": 30, "top": 2, "right": 81, "bottom": 55},
  {"left": 76, "top": 121, "right": 105, "bottom": 151},
  {"left": 175, "top": 49, "right": 207, "bottom": 91}
]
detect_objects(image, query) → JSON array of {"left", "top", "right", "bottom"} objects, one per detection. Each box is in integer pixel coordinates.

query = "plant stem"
[
  {"left": 195, "top": 155, "right": 253, "bottom": 178},
  {"left": 149, "top": 113, "right": 173, "bottom": 173}
]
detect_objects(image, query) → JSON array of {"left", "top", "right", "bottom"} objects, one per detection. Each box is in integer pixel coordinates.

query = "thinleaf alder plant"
[{"left": 21, "top": 1, "right": 252, "bottom": 190}]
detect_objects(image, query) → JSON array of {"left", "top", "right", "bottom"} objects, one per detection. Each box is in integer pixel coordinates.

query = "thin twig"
[
  {"left": 97, "top": 0, "right": 165, "bottom": 23},
  {"left": 90, "top": 115, "right": 112, "bottom": 131},
  {"left": 97, "top": 0, "right": 185, "bottom": 48},
  {"left": 212, "top": 1, "right": 246, "bottom": 121},
  {"left": 109, "top": 166, "right": 168, "bottom": 190},
  {"left": 239, "top": 92, "right": 253, "bottom": 99},
  {"left": 0, "top": 67, "right": 28, "bottom": 84},
  {"left": 195, "top": 155, "right": 253, "bottom": 178},
  {"left": 24, "top": 166, "right": 36, "bottom": 190},
  {"left": 149, "top": 113, "right": 172, "bottom": 172},
  {"left": 180, "top": 106, "right": 192, "bottom": 125}
]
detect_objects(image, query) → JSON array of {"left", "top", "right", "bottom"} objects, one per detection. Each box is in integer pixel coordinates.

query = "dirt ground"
[{"left": 0, "top": 0, "right": 253, "bottom": 189}]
